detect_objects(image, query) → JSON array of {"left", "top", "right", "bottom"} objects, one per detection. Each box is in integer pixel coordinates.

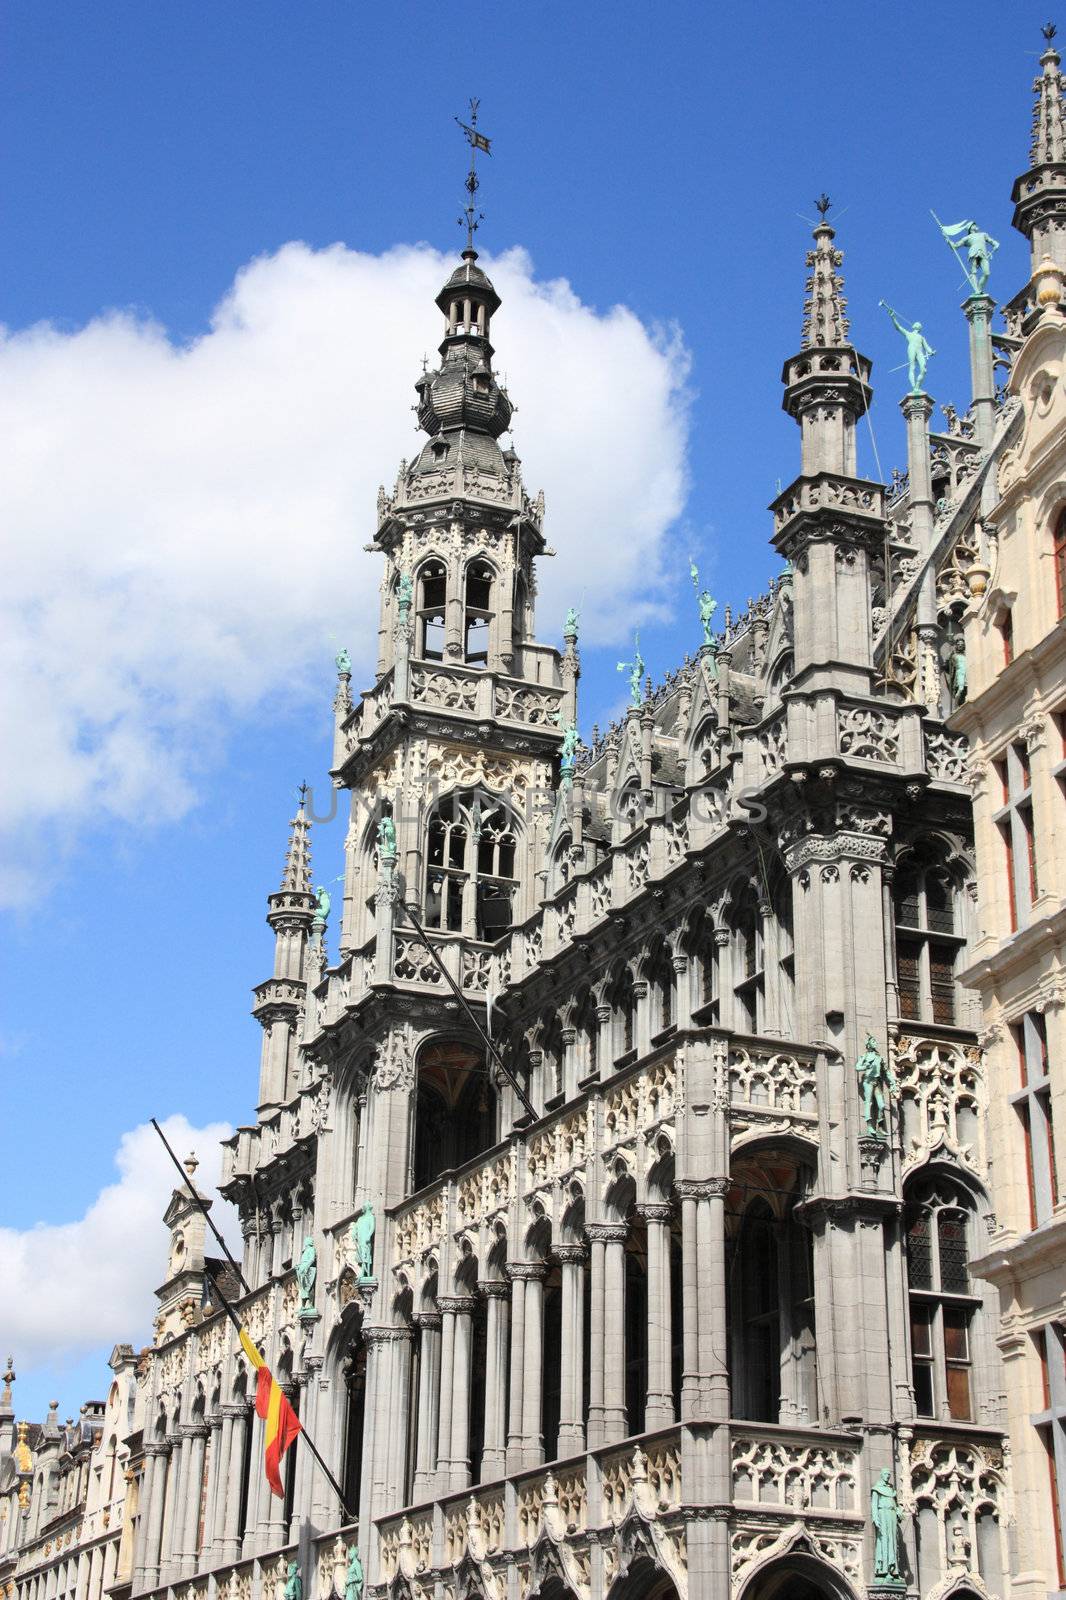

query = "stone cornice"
[{"left": 971, "top": 1210, "right": 1066, "bottom": 1286}]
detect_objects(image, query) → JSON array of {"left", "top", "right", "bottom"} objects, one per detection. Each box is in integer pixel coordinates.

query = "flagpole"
[{"left": 149, "top": 1119, "right": 355, "bottom": 1524}]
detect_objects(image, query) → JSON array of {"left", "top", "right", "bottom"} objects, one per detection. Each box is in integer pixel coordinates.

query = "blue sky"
[{"left": 0, "top": 1, "right": 1049, "bottom": 1417}]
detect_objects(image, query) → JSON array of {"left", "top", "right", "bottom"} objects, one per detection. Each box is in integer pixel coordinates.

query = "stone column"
[
  {"left": 202, "top": 1408, "right": 230, "bottom": 1567},
  {"left": 585, "top": 1229, "right": 607, "bottom": 1449},
  {"left": 131, "top": 1451, "right": 155, "bottom": 1593},
  {"left": 178, "top": 1423, "right": 208, "bottom": 1575},
  {"left": 518, "top": 1266, "right": 547, "bottom": 1469},
  {"left": 220, "top": 1403, "right": 247, "bottom": 1562},
  {"left": 595, "top": 1005, "right": 612, "bottom": 1078},
  {"left": 591, "top": 1223, "right": 629, "bottom": 1445},
  {"left": 140, "top": 1442, "right": 169, "bottom": 1592},
  {"left": 505, "top": 1267, "right": 527, "bottom": 1473},
  {"left": 679, "top": 1186, "right": 700, "bottom": 1418},
  {"left": 435, "top": 1300, "right": 457, "bottom": 1491},
  {"left": 641, "top": 1204, "right": 675, "bottom": 1428},
  {"left": 411, "top": 1313, "right": 442, "bottom": 1499},
  {"left": 241, "top": 1411, "right": 265, "bottom": 1557},
  {"left": 964, "top": 293, "right": 996, "bottom": 449},
  {"left": 555, "top": 1247, "right": 586, "bottom": 1454},
  {"left": 87, "top": 1547, "right": 102, "bottom": 1600},
  {"left": 446, "top": 1296, "right": 478, "bottom": 1491},
  {"left": 479, "top": 1284, "right": 510, "bottom": 1478},
  {"left": 159, "top": 1430, "right": 184, "bottom": 1585}
]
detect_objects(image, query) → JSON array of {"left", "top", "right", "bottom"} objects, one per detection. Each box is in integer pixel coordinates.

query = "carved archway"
[
  {"left": 736, "top": 1548, "right": 860, "bottom": 1600},
  {"left": 606, "top": 1555, "right": 680, "bottom": 1598}
]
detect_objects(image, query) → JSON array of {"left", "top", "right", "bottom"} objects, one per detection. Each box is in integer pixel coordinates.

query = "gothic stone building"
[{"left": 14, "top": 30, "right": 1066, "bottom": 1600}]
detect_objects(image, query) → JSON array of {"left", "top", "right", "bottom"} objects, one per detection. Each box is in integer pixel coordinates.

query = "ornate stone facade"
[{"left": 11, "top": 32, "right": 1066, "bottom": 1600}]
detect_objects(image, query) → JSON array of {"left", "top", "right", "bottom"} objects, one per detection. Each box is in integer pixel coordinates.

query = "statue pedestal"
[
  {"left": 356, "top": 1275, "right": 379, "bottom": 1313},
  {"left": 868, "top": 1583, "right": 908, "bottom": 1599}
]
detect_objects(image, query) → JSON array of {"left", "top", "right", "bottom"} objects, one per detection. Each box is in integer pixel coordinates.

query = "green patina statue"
[
  {"left": 854, "top": 1034, "right": 898, "bottom": 1139},
  {"left": 377, "top": 814, "right": 397, "bottom": 858},
  {"left": 564, "top": 606, "right": 580, "bottom": 641},
  {"left": 344, "top": 1547, "right": 364, "bottom": 1600},
  {"left": 689, "top": 560, "right": 718, "bottom": 647},
  {"left": 937, "top": 217, "right": 1000, "bottom": 295},
  {"left": 335, "top": 647, "right": 352, "bottom": 674},
  {"left": 616, "top": 634, "right": 646, "bottom": 709},
  {"left": 352, "top": 1203, "right": 376, "bottom": 1282},
  {"left": 871, "top": 1468, "right": 905, "bottom": 1584},
  {"left": 284, "top": 1560, "right": 303, "bottom": 1600},
  {"left": 949, "top": 636, "right": 967, "bottom": 705},
  {"left": 559, "top": 722, "right": 580, "bottom": 774},
  {"left": 879, "top": 301, "right": 936, "bottom": 393},
  {"left": 397, "top": 573, "right": 414, "bottom": 615},
  {"left": 296, "top": 1237, "right": 317, "bottom": 1311},
  {"left": 313, "top": 885, "right": 331, "bottom": 927}
]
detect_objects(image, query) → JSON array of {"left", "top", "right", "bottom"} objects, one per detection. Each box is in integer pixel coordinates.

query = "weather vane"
[
  {"left": 455, "top": 98, "right": 492, "bottom": 251},
  {"left": 1044, "top": 20, "right": 1057, "bottom": 42},
  {"left": 815, "top": 193, "right": 832, "bottom": 219}
]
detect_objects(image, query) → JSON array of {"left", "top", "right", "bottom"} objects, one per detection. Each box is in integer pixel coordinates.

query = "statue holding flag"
[
  {"left": 934, "top": 216, "right": 1000, "bottom": 295},
  {"left": 617, "top": 634, "right": 646, "bottom": 709}
]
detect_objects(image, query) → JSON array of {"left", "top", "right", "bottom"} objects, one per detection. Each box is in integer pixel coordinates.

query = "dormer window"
[
  {"left": 465, "top": 560, "right": 494, "bottom": 667},
  {"left": 418, "top": 560, "right": 447, "bottom": 662},
  {"left": 431, "top": 439, "right": 449, "bottom": 462}
]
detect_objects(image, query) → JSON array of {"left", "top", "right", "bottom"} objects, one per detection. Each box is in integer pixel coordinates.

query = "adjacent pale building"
[{"left": 952, "top": 26, "right": 1066, "bottom": 1598}]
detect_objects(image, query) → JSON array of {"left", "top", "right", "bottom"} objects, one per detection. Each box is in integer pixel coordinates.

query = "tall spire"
[
  {"left": 455, "top": 98, "right": 492, "bottom": 253},
  {"left": 1012, "top": 24, "right": 1066, "bottom": 271},
  {"left": 1031, "top": 24, "right": 1066, "bottom": 164},
  {"left": 781, "top": 204, "right": 872, "bottom": 479},
  {"left": 279, "top": 787, "right": 312, "bottom": 895},
  {"left": 801, "top": 198, "right": 851, "bottom": 349}
]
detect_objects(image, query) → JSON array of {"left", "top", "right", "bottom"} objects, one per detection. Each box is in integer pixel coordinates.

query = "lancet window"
[
  {"left": 424, "top": 793, "right": 517, "bottom": 939},
  {"left": 464, "top": 560, "right": 494, "bottom": 666},
  {"left": 905, "top": 1179, "right": 979, "bottom": 1421},
  {"left": 413, "top": 1039, "right": 497, "bottom": 1191},
  {"left": 893, "top": 848, "right": 962, "bottom": 1025},
  {"left": 417, "top": 559, "right": 447, "bottom": 662}
]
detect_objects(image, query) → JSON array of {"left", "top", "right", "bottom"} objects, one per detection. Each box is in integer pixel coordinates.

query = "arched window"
[
  {"left": 424, "top": 793, "right": 517, "bottom": 938},
  {"left": 413, "top": 1040, "right": 497, "bottom": 1191},
  {"left": 575, "top": 990, "right": 598, "bottom": 1082},
  {"left": 464, "top": 561, "right": 494, "bottom": 666},
  {"left": 610, "top": 967, "right": 636, "bottom": 1060},
  {"left": 689, "top": 913, "right": 720, "bottom": 1022},
  {"left": 647, "top": 943, "right": 676, "bottom": 1038},
  {"left": 417, "top": 560, "right": 447, "bottom": 662},
  {"left": 729, "top": 1160, "right": 817, "bottom": 1425},
  {"left": 735, "top": 1198, "right": 780, "bottom": 1421},
  {"left": 1055, "top": 507, "right": 1066, "bottom": 620},
  {"left": 906, "top": 1180, "right": 978, "bottom": 1420},
  {"left": 893, "top": 849, "right": 962, "bottom": 1024},
  {"left": 732, "top": 886, "right": 763, "bottom": 1032}
]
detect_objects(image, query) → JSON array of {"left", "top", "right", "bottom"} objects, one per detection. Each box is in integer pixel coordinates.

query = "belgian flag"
[{"left": 239, "top": 1327, "right": 302, "bottom": 1498}]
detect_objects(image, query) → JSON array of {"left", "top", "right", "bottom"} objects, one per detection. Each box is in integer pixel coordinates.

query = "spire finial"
[
  {"left": 183, "top": 1151, "right": 199, "bottom": 1181},
  {"left": 1031, "top": 22, "right": 1066, "bottom": 164},
  {"left": 801, "top": 208, "right": 850, "bottom": 348},
  {"left": 279, "top": 794, "right": 313, "bottom": 895},
  {"left": 455, "top": 98, "right": 492, "bottom": 254}
]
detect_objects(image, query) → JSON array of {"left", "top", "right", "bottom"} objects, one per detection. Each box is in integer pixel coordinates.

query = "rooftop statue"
[
  {"left": 397, "top": 573, "right": 414, "bottom": 614},
  {"left": 617, "top": 634, "right": 646, "bottom": 709},
  {"left": 854, "top": 1033, "right": 898, "bottom": 1139},
  {"left": 352, "top": 1203, "right": 376, "bottom": 1282},
  {"left": 344, "top": 1547, "right": 364, "bottom": 1600},
  {"left": 564, "top": 606, "right": 580, "bottom": 641},
  {"left": 313, "top": 885, "right": 331, "bottom": 927},
  {"left": 689, "top": 560, "right": 718, "bottom": 647},
  {"left": 870, "top": 1469, "right": 905, "bottom": 1585},
  {"left": 559, "top": 721, "right": 580, "bottom": 772},
  {"left": 335, "top": 647, "right": 352, "bottom": 675},
  {"left": 936, "top": 216, "right": 1000, "bottom": 295},
  {"left": 879, "top": 301, "right": 936, "bottom": 393},
  {"left": 296, "top": 1237, "right": 317, "bottom": 1311},
  {"left": 284, "top": 1561, "right": 303, "bottom": 1600}
]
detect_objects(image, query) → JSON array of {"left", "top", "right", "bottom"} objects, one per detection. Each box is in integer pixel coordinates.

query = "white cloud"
[
  {"left": 0, "top": 242, "right": 690, "bottom": 905},
  {"left": 0, "top": 1116, "right": 236, "bottom": 1370}
]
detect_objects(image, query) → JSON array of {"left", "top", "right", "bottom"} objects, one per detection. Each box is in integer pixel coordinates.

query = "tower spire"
[
  {"left": 781, "top": 207, "right": 872, "bottom": 479},
  {"left": 279, "top": 788, "right": 312, "bottom": 895},
  {"left": 1012, "top": 24, "right": 1066, "bottom": 272},
  {"left": 801, "top": 197, "right": 851, "bottom": 349}
]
